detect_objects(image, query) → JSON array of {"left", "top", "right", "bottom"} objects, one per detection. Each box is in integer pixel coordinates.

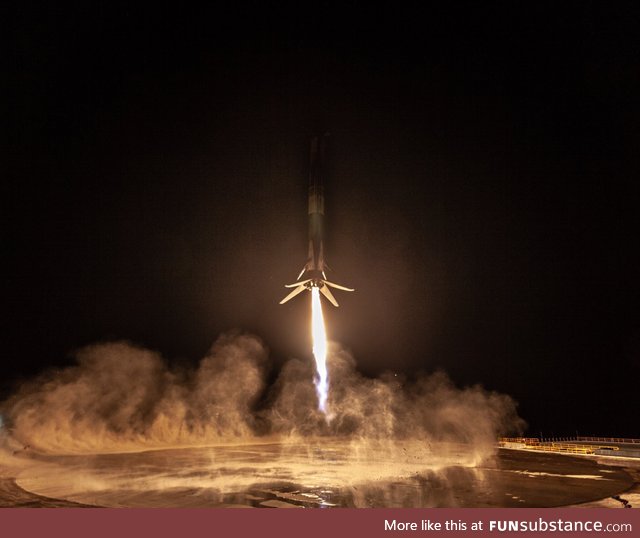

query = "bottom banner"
[{"left": 1, "top": 508, "right": 638, "bottom": 538}]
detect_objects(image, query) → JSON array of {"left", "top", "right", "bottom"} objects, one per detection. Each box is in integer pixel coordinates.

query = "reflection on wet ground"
[{"left": 4, "top": 442, "right": 636, "bottom": 507}]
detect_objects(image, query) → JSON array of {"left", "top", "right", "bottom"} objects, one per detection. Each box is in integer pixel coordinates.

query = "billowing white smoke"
[{"left": 1, "top": 333, "right": 524, "bottom": 455}]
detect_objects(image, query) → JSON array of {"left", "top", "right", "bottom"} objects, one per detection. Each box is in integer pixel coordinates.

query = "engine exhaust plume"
[{"left": 311, "top": 287, "right": 329, "bottom": 414}]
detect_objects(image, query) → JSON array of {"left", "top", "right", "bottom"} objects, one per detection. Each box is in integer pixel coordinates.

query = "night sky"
[{"left": 4, "top": 3, "right": 639, "bottom": 437}]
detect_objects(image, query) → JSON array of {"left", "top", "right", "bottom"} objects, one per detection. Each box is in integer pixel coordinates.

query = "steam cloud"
[{"left": 1, "top": 333, "right": 524, "bottom": 456}]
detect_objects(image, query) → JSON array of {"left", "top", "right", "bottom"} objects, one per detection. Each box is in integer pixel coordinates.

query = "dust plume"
[
  {"left": 2, "top": 333, "right": 268, "bottom": 453},
  {"left": 268, "top": 343, "right": 523, "bottom": 460},
  {"left": 1, "top": 333, "right": 524, "bottom": 458}
]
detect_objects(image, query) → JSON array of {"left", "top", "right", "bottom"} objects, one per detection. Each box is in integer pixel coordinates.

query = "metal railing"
[
  {"left": 576, "top": 436, "right": 640, "bottom": 445},
  {"left": 500, "top": 436, "right": 640, "bottom": 445},
  {"left": 498, "top": 438, "right": 621, "bottom": 455}
]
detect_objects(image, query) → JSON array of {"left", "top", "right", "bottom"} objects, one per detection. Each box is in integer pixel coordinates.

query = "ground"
[{"left": 1, "top": 441, "right": 638, "bottom": 508}]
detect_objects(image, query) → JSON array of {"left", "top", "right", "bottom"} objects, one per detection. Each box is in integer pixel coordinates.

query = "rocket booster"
[{"left": 280, "top": 135, "right": 354, "bottom": 307}]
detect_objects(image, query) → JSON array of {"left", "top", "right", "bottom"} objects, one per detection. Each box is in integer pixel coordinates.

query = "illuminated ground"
[{"left": 1, "top": 441, "right": 637, "bottom": 508}]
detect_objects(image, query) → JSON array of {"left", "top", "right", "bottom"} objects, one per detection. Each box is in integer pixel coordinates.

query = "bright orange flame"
[{"left": 311, "top": 287, "right": 329, "bottom": 413}]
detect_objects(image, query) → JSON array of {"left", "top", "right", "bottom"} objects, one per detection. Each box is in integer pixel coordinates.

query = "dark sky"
[{"left": 4, "top": 3, "right": 639, "bottom": 437}]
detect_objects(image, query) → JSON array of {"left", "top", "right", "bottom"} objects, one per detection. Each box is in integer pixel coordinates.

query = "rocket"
[{"left": 280, "top": 134, "right": 354, "bottom": 307}]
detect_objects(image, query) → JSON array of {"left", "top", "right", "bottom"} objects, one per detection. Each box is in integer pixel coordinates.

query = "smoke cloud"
[{"left": 1, "top": 333, "right": 524, "bottom": 458}]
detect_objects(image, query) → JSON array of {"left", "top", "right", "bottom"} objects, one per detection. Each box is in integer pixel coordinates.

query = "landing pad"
[{"left": 2, "top": 442, "right": 637, "bottom": 507}]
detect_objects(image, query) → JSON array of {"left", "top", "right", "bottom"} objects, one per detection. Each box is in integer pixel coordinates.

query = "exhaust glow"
[{"left": 311, "top": 287, "right": 329, "bottom": 414}]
